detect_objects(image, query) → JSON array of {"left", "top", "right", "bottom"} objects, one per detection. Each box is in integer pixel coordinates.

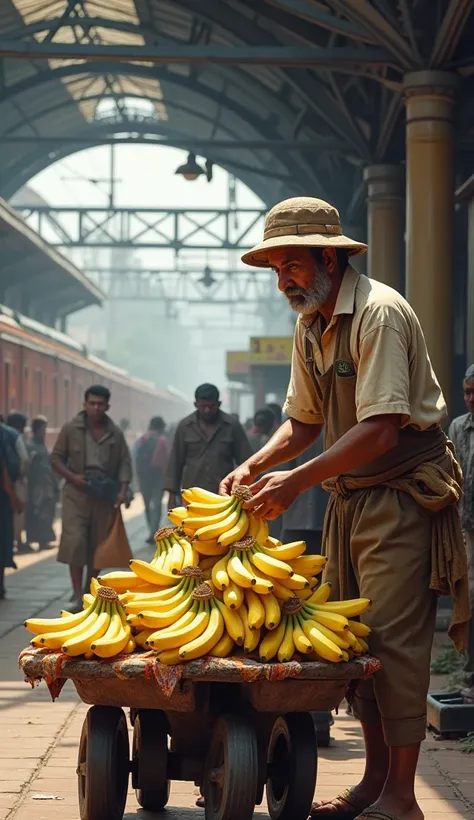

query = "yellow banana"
[
  {"left": 61, "top": 610, "right": 73, "bottom": 618},
  {"left": 125, "top": 613, "right": 142, "bottom": 628},
  {"left": 129, "top": 559, "right": 177, "bottom": 587},
  {"left": 312, "top": 621, "right": 351, "bottom": 650},
  {"left": 180, "top": 538, "right": 199, "bottom": 568},
  {"left": 150, "top": 605, "right": 209, "bottom": 651},
  {"left": 256, "top": 518, "right": 269, "bottom": 544},
  {"left": 343, "top": 630, "right": 358, "bottom": 650},
  {"left": 307, "top": 609, "right": 349, "bottom": 632},
  {"left": 184, "top": 500, "right": 238, "bottom": 530},
  {"left": 302, "top": 619, "right": 343, "bottom": 663},
  {"left": 135, "top": 629, "right": 154, "bottom": 648},
  {"left": 259, "top": 617, "right": 287, "bottom": 661},
  {"left": 90, "top": 577, "right": 100, "bottom": 596},
  {"left": 121, "top": 582, "right": 183, "bottom": 606},
  {"left": 25, "top": 600, "right": 96, "bottom": 635},
  {"left": 156, "top": 647, "right": 182, "bottom": 665},
  {"left": 296, "top": 587, "right": 314, "bottom": 600},
  {"left": 145, "top": 608, "right": 196, "bottom": 643},
  {"left": 195, "top": 503, "right": 241, "bottom": 541},
  {"left": 288, "top": 555, "right": 327, "bottom": 576},
  {"left": 262, "top": 541, "right": 306, "bottom": 561},
  {"left": 31, "top": 606, "right": 100, "bottom": 649},
  {"left": 250, "top": 550, "right": 293, "bottom": 579},
  {"left": 245, "top": 588, "right": 265, "bottom": 630},
  {"left": 210, "top": 630, "right": 234, "bottom": 657},
  {"left": 277, "top": 573, "right": 310, "bottom": 590},
  {"left": 357, "top": 637, "right": 369, "bottom": 653},
  {"left": 217, "top": 508, "right": 249, "bottom": 547},
  {"left": 179, "top": 602, "right": 224, "bottom": 660},
  {"left": 199, "top": 554, "right": 221, "bottom": 570},
  {"left": 313, "top": 598, "right": 371, "bottom": 618},
  {"left": 62, "top": 602, "right": 111, "bottom": 656},
  {"left": 183, "top": 487, "right": 224, "bottom": 503},
  {"left": 138, "top": 594, "right": 194, "bottom": 629},
  {"left": 168, "top": 507, "right": 187, "bottom": 526},
  {"left": 292, "top": 617, "right": 313, "bottom": 654},
  {"left": 215, "top": 599, "right": 244, "bottom": 645},
  {"left": 124, "top": 583, "right": 190, "bottom": 614},
  {"left": 211, "top": 553, "right": 231, "bottom": 590},
  {"left": 186, "top": 498, "right": 235, "bottom": 515},
  {"left": 241, "top": 552, "right": 274, "bottom": 594},
  {"left": 194, "top": 539, "right": 228, "bottom": 557},
  {"left": 341, "top": 650, "right": 350, "bottom": 662},
  {"left": 307, "top": 582, "right": 332, "bottom": 605},
  {"left": 244, "top": 624, "right": 260, "bottom": 654},
  {"left": 122, "top": 638, "right": 136, "bottom": 654},
  {"left": 270, "top": 579, "right": 296, "bottom": 601},
  {"left": 98, "top": 571, "right": 145, "bottom": 592},
  {"left": 92, "top": 609, "right": 130, "bottom": 658},
  {"left": 278, "top": 616, "right": 295, "bottom": 662},
  {"left": 228, "top": 551, "right": 255, "bottom": 588},
  {"left": 266, "top": 535, "right": 282, "bottom": 548},
  {"left": 223, "top": 580, "right": 244, "bottom": 610},
  {"left": 168, "top": 541, "right": 184, "bottom": 574},
  {"left": 262, "top": 592, "right": 281, "bottom": 630},
  {"left": 347, "top": 619, "right": 371, "bottom": 638},
  {"left": 247, "top": 514, "right": 260, "bottom": 538},
  {"left": 82, "top": 593, "right": 94, "bottom": 608}
]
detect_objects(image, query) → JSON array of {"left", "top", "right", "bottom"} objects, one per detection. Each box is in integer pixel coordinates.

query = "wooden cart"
[{"left": 20, "top": 648, "right": 381, "bottom": 820}]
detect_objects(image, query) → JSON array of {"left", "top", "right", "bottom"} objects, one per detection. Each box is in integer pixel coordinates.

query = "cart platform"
[{"left": 19, "top": 647, "right": 381, "bottom": 820}]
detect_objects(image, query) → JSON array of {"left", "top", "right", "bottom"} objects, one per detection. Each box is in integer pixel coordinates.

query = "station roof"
[
  {"left": 0, "top": 197, "right": 103, "bottom": 320},
  {"left": 0, "top": 1, "right": 472, "bottom": 223}
]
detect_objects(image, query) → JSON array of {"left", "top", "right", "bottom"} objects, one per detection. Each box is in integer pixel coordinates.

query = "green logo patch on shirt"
[{"left": 335, "top": 359, "right": 356, "bottom": 378}]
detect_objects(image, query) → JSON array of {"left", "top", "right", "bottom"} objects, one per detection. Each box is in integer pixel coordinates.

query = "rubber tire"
[
  {"left": 78, "top": 706, "right": 129, "bottom": 820},
  {"left": 132, "top": 710, "right": 170, "bottom": 811},
  {"left": 266, "top": 713, "right": 318, "bottom": 820},
  {"left": 203, "top": 714, "right": 258, "bottom": 820},
  {"left": 316, "top": 725, "right": 331, "bottom": 748}
]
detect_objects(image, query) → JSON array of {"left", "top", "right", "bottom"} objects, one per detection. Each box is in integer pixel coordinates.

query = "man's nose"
[{"left": 277, "top": 270, "right": 291, "bottom": 292}]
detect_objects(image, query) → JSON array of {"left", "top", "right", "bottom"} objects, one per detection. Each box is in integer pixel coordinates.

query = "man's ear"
[{"left": 322, "top": 247, "right": 338, "bottom": 273}]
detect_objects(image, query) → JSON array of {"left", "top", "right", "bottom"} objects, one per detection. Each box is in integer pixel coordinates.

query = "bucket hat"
[{"left": 241, "top": 196, "right": 367, "bottom": 268}]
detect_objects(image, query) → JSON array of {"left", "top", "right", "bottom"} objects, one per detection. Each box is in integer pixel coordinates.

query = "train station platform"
[{"left": 0, "top": 502, "right": 472, "bottom": 820}]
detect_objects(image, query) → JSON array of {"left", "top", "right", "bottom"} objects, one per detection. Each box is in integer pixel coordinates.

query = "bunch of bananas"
[
  {"left": 24, "top": 586, "right": 134, "bottom": 658},
  {"left": 23, "top": 485, "right": 373, "bottom": 667}
]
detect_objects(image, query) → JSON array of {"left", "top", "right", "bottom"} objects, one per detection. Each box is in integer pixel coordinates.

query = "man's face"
[
  {"left": 195, "top": 399, "right": 220, "bottom": 424},
  {"left": 84, "top": 394, "right": 108, "bottom": 422},
  {"left": 464, "top": 379, "right": 474, "bottom": 415},
  {"left": 268, "top": 246, "right": 333, "bottom": 314}
]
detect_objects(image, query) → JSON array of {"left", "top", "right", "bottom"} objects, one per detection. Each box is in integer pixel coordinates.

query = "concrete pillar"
[
  {"left": 404, "top": 70, "right": 458, "bottom": 407},
  {"left": 364, "top": 164, "right": 404, "bottom": 291}
]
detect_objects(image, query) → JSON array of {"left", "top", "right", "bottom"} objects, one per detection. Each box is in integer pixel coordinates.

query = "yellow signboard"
[
  {"left": 226, "top": 351, "right": 249, "bottom": 375},
  {"left": 249, "top": 337, "right": 292, "bottom": 366}
]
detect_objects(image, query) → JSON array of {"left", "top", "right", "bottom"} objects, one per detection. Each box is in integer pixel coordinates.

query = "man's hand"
[
  {"left": 242, "top": 470, "right": 303, "bottom": 519},
  {"left": 70, "top": 474, "right": 87, "bottom": 490},
  {"left": 219, "top": 463, "right": 255, "bottom": 496},
  {"left": 116, "top": 487, "right": 131, "bottom": 509}
]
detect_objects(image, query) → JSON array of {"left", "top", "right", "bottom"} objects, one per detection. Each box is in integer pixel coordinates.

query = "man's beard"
[{"left": 284, "top": 266, "right": 332, "bottom": 314}]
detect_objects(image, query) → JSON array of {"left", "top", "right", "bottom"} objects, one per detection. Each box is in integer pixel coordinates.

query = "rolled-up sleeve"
[
  {"left": 51, "top": 424, "right": 68, "bottom": 470},
  {"left": 283, "top": 322, "right": 323, "bottom": 424},
  {"left": 355, "top": 317, "right": 411, "bottom": 424}
]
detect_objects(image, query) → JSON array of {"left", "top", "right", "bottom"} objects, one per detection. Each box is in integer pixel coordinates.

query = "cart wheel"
[
  {"left": 203, "top": 714, "right": 258, "bottom": 820},
  {"left": 316, "top": 725, "right": 331, "bottom": 748},
  {"left": 77, "top": 706, "right": 129, "bottom": 820},
  {"left": 266, "top": 713, "right": 318, "bottom": 820},
  {"left": 132, "top": 710, "right": 170, "bottom": 812}
]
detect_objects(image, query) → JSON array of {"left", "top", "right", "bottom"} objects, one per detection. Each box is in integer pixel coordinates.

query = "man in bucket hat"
[{"left": 220, "top": 197, "right": 469, "bottom": 820}]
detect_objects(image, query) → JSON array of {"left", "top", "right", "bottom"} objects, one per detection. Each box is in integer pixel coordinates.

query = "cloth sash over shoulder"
[{"left": 322, "top": 440, "right": 470, "bottom": 652}]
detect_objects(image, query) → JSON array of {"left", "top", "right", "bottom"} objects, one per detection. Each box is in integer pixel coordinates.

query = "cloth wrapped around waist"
[{"left": 322, "top": 440, "right": 470, "bottom": 651}]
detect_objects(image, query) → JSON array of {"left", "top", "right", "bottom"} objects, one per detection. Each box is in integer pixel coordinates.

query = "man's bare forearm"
[
  {"left": 248, "top": 418, "right": 321, "bottom": 474},
  {"left": 52, "top": 460, "right": 76, "bottom": 483}
]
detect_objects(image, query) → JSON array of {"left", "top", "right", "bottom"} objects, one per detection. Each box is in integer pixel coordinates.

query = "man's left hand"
[
  {"left": 116, "top": 489, "right": 130, "bottom": 509},
  {"left": 242, "top": 470, "right": 302, "bottom": 519}
]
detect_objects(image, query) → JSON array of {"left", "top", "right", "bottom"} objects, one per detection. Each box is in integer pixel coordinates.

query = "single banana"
[
  {"left": 293, "top": 616, "right": 313, "bottom": 654},
  {"left": 62, "top": 602, "right": 111, "bottom": 656},
  {"left": 262, "top": 592, "right": 282, "bottom": 630},
  {"left": 168, "top": 541, "right": 184, "bottom": 574},
  {"left": 90, "top": 577, "right": 100, "bottom": 596},
  {"left": 313, "top": 598, "right": 371, "bottom": 618},
  {"left": 247, "top": 514, "right": 260, "bottom": 538},
  {"left": 121, "top": 582, "right": 183, "bottom": 606},
  {"left": 180, "top": 538, "right": 200, "bottom": 568},
  {"left": 82, "top": 593, "right": 94, "bottom": 608},
  {"left": 259, "top": 617, "right": 287, "bottom": 662},
  {"left": 262, "top": 541, "right": 306, "bottom": 561},
  {"left": 183, "top": 487, "right": 224, "bottom": 503},
  {"left": 215, "top": 599, "right": 244, "bottom": 645},
  {"left": 98, "top": 571, "right": 145, "bottom": 592},
  {"left": 270, "top": 579, "right": 296, "bottom": 601},
  {"left": 244, "top": 624, "right": 260, "bottom": 654},
  {"left": 92, "top": 608, "right": 130, "bottom": 658},
  {"left": 223, "top": 580, "right": 244, "bottom": 610},
  {"left": 122, "top": 638, "right": 136, "bottom": 654},
  {"left": 306, "top": 608, "right": 350, "bottom": 632},
  {"left": 138, "top": 594, "right": 194, "bottom": 629},
  {"left": 150, "top": 604, "right": 209, "bottom": 651},
  {"left": 195, "top": 503, "right": 241, "bottom": 542},
  {"left": 277, "top": 573, "right": 310, "bottom": 590},
  {"left": 278, "top": 615, "right": 295, "bottom": 662},
  {"left": 31, "top": 606, "right": 100, "bottom": 649},
  {"left": 156, "top": 647, "right": 182, "bottom": 665},
  {"left": 228, "top": 551, "right": 255, "bottom": 588},
  {"left": 25, "top": 600, "right": 96, "bottom": 635},
  {"left": 341, "top": 650, "right": 350, "bottom": 662},
  {"left": 179, "top": 602, "right": 224, "bottom": 660},
  {"left": 210, "top": 630, "right": 234, "bottom": 657},
  {"left": 288, "top": 555, "right": 327, "bottom": 576},
  {"left": 129, "top": 559, "right": 177, "bottom": 587},
  {"left": 245, "top": 588, "right": 265, "bottom": 630},
  {"left": 199, "top": 554, "right": 221, "bottom": 570},
  {"left": 184, "top": 500, "right": 238, "bottom": 530},
  {"left": 211, "top": 553, "right": 231, "bottom": 590},
  {"left": 250, "top": 550, "right": 293, "bottom": 580},
  {"left": 134, "top": 629, "right": 155, "bottom": 647},
  {"left": 265, "top": 535, "right": 282, "bottom": 548},
  {"left": 186, "top": 498, "right": 235, "bottom": 515},
  {"left": 347, "top": 619, "right": 371, "bottom": 638},
  {"left": 241, "top": 552, "right": 274, "bottom": 594},
  {"left": 124, "top": 583, "right": 189, "bottom": 614},
  {"left": 217, "top": 508, "right": 249, "bottom": 547},
  {"left": 307, "top": 582, "right": 332, "bottom": 605},
  {"left": 357, "top": 637, "right": 369, "bottom": 653},
  {"left": 343, "top": 630, "right": 358, "bottom": 650},
  {"left": 256, "top": 518, "right": 269, "bottom": 544},
  {"left": 167, "top": 506, "right": 188, "bottom": 526},
  {"left": 312, "top": 620, "right": 351, "bottom": 650},
  {"left": 302, "top": 619, "right": 344, "bottom": 663},
  {"left": 194, "top": 539, "right": 228, "bottom": 557}
]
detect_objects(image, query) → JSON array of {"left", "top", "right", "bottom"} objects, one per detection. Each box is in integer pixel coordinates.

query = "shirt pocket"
[
  {"left": 183, "top": 429, "right": 205, "bottom": 460},
  {"left": 216, "top": 431, "right": 235, "bottom": 463}
]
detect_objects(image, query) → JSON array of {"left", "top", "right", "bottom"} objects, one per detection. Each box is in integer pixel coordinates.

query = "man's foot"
[
  {"left": 355, "top": 797, "right": 423, "bottom": 820},
  {"left": 17, "top": 543, "right": 34, "bottom": 554},
  {"left": 195, "top": 796, "right": 205, "bottom": 808},
  {"left": 309, "top": 785, "right": 380, "bottom": 818}
]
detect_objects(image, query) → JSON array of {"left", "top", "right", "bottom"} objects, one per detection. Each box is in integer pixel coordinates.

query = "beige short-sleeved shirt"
[{"left": 283, "top": 266, "right": 447, "bottom": 430}]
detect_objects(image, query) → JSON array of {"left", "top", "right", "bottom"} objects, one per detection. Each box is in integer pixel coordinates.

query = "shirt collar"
[
  {"left": 333, "top": 265, "right": 360, "bottom": 317},
  {"left": 463, "top": 413, "right": 474, "bottom": 430}
]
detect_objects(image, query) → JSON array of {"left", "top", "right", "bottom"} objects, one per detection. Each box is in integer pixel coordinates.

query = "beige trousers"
[{"left": 324, "top": 485, "right": 437, "bottom": 747}]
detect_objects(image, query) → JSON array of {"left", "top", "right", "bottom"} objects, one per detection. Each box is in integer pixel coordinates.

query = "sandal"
[
  {"left": 309, "top": 788, "right": 370, "bottom": 819},
  {"left": 195, "top": 795, "right": 205, "bottom": 808}
]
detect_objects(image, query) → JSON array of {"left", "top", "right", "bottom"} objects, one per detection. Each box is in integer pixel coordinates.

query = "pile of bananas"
[
  {"left": 24, "top": 584, "right": 134, "bottom": 658},
  {"left": 23, "top": 486, "right": 372, "bottom": 666}
]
